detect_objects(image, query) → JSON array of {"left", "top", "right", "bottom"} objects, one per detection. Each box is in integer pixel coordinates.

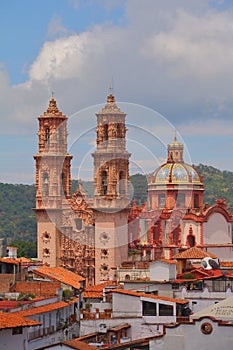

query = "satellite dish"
[{"left": 201, "top": 257, "right": 219, "bottom": 270}]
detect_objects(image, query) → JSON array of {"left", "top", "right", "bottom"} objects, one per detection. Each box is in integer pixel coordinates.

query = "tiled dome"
[
  {"left": 149, "top": 136, "right": 203, "bottom": 185},
  {"left": 152, "top": 162, "right": 202, "bottom": 185}
]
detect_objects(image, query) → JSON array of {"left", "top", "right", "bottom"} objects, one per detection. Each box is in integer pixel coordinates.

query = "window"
[
  {"left": 119, "top": 171, "right": 125, "bottom": 195},
  {"left": 176, "top": 193, "right": 185, "bottom": 207},
  {"left": 194, "top": 194, "right": 199, "bottom": 208},
  {"left": 12, "top": 327, "right": 23, "bottom": 335},
  {"left": 43, "top": 172, "right": 49, "bottom": 196},
  {"left": 45, "top": 127, "right": 50, "bottom": 143},
  {"left": 101, "top": 171, "right": 108, "bottom": 195},
  {"left": 75, "top": 218, "right": 82, "bottom": 230},
  {"left": 142, "top": 301, "right": 157, "bottom": 316},
  {"left": 103, "top": 124, "right": 108, "bottom": 140},
  {"left": 61, "top": 173, "right": 67, "bottom": 196},
  {"left": 159, "top": 303, "right": 173, "bottom": 316},
  {"left": 187, "top": 235, "right": 195, "bottom": 247},
  {"left": 159, "top": 194, "right": 165, "bottom": 208}
]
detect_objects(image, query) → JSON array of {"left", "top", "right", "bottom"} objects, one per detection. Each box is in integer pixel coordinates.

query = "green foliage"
[
  {"left": 62, "top": 289, "right": 73, "bottom": 301},
  {"left": 130, "top": 174, "right": 148, "bottom": 205},
  {"left": 0, "top": 183, "right": 36, "bottom": 244},
  {"left": 183, "top": 272, "right": 195, "bottom": 279},
  {"left": 194, "top": 164, "right": 233, "bottom": 210},
  {"left": 10, "top": 240, "right": 37, "bottom": 258}
]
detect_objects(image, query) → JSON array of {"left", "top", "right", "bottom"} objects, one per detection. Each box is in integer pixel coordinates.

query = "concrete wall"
[
  {"left": 80, "top": 317, "right": 162, "bottom": 341},
  {"left": 150, "top": 262, "right": 176, "bottom": 281},
  {"left": 150, "top": 317, "right": 233, "bottom": 350},
  {"left": 112, "top": 293, "right": 141, "bottom": 317},
  {"left": 203, "top": 213, "right": 230, "bottom": 244},
  {"left": 0, "top": 327, "right": 28, "bottom": 349}
]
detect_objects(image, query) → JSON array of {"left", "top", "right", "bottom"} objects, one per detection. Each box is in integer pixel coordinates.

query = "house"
[
  {"left": 173, "top": 246, "right": 217, "bottom": 274},
  {"left": 151, "top": 296, "right": 233, "bottom": 350},
  {"left": 0, "top": 311, "right": 40, "bottom": 349},
  {"left": 12, "top": 298, "right": 79, "bottom": 349},
  {"left": 0, "top": 257, "right": 22, "bottom": 293},
  {"left": 80, "top": 289, "right": 190, "bottom": 340},
  {"left": 31, "top": 266, "right": 85, "bottom": 295},
  {"left": 149, "top": 260, "right": 177, "bottom": 281}
]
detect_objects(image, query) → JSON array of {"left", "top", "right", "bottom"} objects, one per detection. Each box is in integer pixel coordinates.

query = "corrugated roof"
[
  {"left": 112, "top": 289, "right": 188, "bottom": 304},
  {"left": 173, "top": 247, "right": 217, "bottom": 259},
  {"left": 0, "top": 311, "right": 40, "bottom": 329},
  {"left": 32, "top": 266, "right": 85, "bottom": 289}
]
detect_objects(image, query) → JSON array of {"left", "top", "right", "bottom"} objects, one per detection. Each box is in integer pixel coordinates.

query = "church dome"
[
  {"left": 152, "top": 162, "right": 202, "bottom": 185},
  {"left": 149, "top": 136, "right": 203, "bottom": 186}
]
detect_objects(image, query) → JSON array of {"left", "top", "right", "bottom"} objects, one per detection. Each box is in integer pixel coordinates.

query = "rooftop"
[
  {"left": 173, "top": 247, "right": 217, "bottom": 259},
  {"left": 0, "top": 311, "right": 40, "bottom": 329},
  {"left": 32, "top": 266, "right": 85, "bottom": 289},
  {"left": 14, "top": 301, "right": 69, "bottom": 317},
  {"left": 112, "top": 289, "right": 188, "bottom": 304}
]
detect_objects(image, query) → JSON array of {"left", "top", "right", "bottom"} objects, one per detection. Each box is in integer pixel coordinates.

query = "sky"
[{"left": 1, "top": 0, "right": 233, "bottom": 184}]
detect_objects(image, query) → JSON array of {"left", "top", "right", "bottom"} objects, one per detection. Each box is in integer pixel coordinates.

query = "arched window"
[
  {"left": 45, "top": 128, "right": 50, "bottom": 143},
  {"left": 187, "top": 234, "right": 195, "bottom": 247},
  {"left": 119, "top": 171, "right": 125, "bottom": 195},
  {"left": 103, "top": 124, "right": 108, "bottom": 140},
  {"left": 101, "top": 171, "right": 108, "bottom": 195},
  {"left": 43, "top": 172, "right": 49, "bottom": 196},
  {"left": 117, "top": 124, "right": 121, "bottom": 138},
  {"left": 60, "top": 173, "right": 67, "bottom": 196}
]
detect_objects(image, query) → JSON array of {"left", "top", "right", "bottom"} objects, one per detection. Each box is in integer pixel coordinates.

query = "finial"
[
  {"left": 107, "top": 77, "right": 115, "bottom": 102},
  {"left": 47, "top": 93, "right": 59, "bottom": 114}
]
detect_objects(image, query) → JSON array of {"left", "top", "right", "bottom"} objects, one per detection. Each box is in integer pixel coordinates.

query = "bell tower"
[
  {"left": 34, "top": 97, "right": 72, "bottom": 267},
  {"left": 92, "top": 93, "right": 131, "bottom": 283}
]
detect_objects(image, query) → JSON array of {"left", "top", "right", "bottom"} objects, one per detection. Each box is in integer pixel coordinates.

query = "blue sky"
[{"left": 1, "top": 0, "right": 233, "bottom": 184}]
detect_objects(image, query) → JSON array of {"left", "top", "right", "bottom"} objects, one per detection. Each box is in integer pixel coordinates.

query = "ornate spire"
[
  {"left": 167, "top": 134, "right": 184, "bottom": 163},
  {"left": 47, "top": 97, "right": 60, "bottom": 115}
]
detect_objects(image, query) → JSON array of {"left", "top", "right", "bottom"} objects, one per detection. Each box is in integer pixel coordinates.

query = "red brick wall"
[
  {"left": 0, "top": 277, "right": 11, "bottom": 293},
  {"left": 11, "top": 281, "right": 61, "bottom": 296}
]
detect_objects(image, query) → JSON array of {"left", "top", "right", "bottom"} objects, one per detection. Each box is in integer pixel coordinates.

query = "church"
[{"left": 34, "top": 93, "right": 233, "bottom": 286}]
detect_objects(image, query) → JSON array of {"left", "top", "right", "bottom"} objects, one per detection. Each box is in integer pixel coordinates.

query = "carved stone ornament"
[{"left": 99, "top": 232, "right": 110, "bottom": 245}]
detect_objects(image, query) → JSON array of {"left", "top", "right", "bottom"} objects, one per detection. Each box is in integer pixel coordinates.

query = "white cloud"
[
  {"left": 1, "top": 0, "right": 233, "bottom": 174},
  {"left": 47, "top": 15, "right": 71, "bottom": 39}
]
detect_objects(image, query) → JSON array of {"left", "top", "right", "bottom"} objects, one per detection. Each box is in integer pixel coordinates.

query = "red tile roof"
[
  {"left": 0, "top": 311, "right": 40, "bottom": 329},
  {"left": 83, "top": 281, "right": 120, "bottom": 299},
  {"left": 32, "top": 266, "right": 85, "bottom": 289},
  {"left": 162, "top": 259, "right": 177, "bottom": 265},
  {"left": 16, "top": 257, "right": 32, "bottom": 263},
  {"left": 0, "top": 258, "right": 19, "bottom": 265},
  {"left": 14, "top": 301, "right": 68, "bottom": 317},
  {"left": 64, "top": 339, "right": 97, "bottom": 350},
  {"left": 112, "top": 289, "right": 188, "bottom": 304},
  {"left": 220, "top": 261, "right": 233, "bottom": 267},
  {"left": 173, "top": 247, "right": 217, "bottom": 259}
]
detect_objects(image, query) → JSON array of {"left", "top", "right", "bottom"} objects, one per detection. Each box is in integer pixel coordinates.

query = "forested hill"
[{"left": 0, "top": 164, "right": 232, "bottom": 257}]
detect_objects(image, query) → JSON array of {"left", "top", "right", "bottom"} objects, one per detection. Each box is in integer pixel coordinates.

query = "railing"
[{"left": 28, "top": 325, "right": 55, "bottom": 340}]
